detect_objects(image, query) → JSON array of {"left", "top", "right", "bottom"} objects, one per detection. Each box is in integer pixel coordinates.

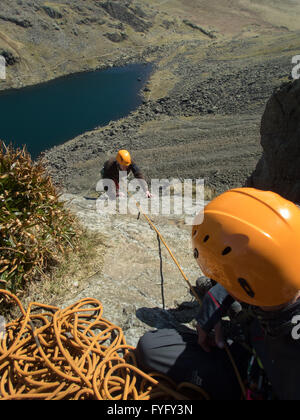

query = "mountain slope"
[{"left": 1, "top": 0, "right": 300, "bottom": 90}]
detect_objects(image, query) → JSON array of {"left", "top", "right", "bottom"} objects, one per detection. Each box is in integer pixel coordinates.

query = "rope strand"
[{"left": 0, "top": 289, "right": 210, "bottom": 400}]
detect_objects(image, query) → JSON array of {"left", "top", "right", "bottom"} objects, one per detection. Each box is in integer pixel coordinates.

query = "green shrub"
[{"left": 0, "top": 141, "right": 78, "bottom": 293}]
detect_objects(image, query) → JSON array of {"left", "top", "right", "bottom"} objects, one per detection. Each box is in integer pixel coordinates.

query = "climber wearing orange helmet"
[
  {"left": 101, "top": 150, "right": 152, "bottom": 198},
  {"left": 136, "top": 188, "right": 300, "bottom": 400}
]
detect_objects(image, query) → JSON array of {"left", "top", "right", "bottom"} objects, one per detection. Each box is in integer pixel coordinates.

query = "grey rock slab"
[{"left": 60, "top": 193, "right": 202, "bottom": 346}]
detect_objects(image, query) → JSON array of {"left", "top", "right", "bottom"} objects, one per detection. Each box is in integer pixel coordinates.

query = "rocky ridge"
[
  {"left": 247, "top": 78, "right": 300, "bottom": 203},
  {"left": 0, "top": 0, "right": 212, "bottom": 91}
]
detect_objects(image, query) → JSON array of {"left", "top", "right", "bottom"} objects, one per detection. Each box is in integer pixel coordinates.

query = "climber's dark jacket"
[
  {"left": 101, "top": 157, "right": 146, "bottom": 190},
  {"left": 197, "top": 283, "right": 300, "bottom": 400}
]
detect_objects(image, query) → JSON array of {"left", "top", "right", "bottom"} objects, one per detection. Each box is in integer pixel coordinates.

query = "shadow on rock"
[{"left": 136, "top": 300, "right": 199, "bottom": 335}]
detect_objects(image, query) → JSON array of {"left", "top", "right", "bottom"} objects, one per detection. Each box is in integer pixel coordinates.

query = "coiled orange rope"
[{"left": 0, "top": 290, "right": 210, "bottom": 400}]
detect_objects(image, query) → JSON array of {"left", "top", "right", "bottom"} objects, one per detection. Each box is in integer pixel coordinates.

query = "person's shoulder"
[
  {"left": 130, "top": 160, "right": 140, "bottom": 169},
  {"left": 105, "top": 156, "right": 117, "bottom": 167}
]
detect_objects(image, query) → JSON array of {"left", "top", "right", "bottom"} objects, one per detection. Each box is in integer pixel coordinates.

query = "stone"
[
  {"left": 247, "top": 79, "right": 300, "bottom": 203},
  {"left": 42, "top": 6, "right": 63, "bottom": 19},
  {"left": 100, "top": 1, "right": 152, "bottom": 33},
  {"left": 104, "top": 32, "right": 128, "bottom": 43},
  {"left": 59, "top": 193, "right": 202, "bottom": 347}
]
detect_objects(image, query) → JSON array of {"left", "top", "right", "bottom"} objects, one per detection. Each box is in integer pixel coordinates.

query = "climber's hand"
[
  {"left": 197, "top": 322, "right": 224, "bottom": 353},
  {"left": 116, "top": 191, "right": 125, "bottom": 198}
]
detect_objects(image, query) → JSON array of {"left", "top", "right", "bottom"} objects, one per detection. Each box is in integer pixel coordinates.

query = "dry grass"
[
  {"left": 0, "top": 141, "right": 107, "bottom": 317},
  {"left": 203, "top": 185, "right": 218, "bottom": 201},
  {"left": 0, "top": 142, "right": 79, "bottom": 294},
  {"left": 145, "top": 68, "right": 179, "bottom": 101}
]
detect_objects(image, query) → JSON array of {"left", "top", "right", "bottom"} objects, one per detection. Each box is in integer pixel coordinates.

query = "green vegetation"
[
  {"left": 15, "top": 229, "right": 106, "bottom": 318},
  {"left": 0, "top": 141, "right": 79, "bottom": 293}
]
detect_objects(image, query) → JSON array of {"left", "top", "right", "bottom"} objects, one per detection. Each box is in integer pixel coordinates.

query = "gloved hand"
[
  {"left": 116, "top": 191, "right": 125, "bottom": 198},
  {"left": 145, "top": 190, "right": 153, "bottom": 198},
  {"left": 197, "top": 322, "right": 224, "bottom": 352},
  {"left": 196, "top": 283, "right": 236, "bottom": 352}
]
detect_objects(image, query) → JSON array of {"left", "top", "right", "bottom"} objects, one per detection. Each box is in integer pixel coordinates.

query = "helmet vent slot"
[
  {"left": 203, "top": 235, "right": 210, "bottom": 243},
  {"left": 222, "top": 247, "right": 232, "bottom": 256},
  {"left": 238, "top": 278, "right": 255, "bottom": 298}
]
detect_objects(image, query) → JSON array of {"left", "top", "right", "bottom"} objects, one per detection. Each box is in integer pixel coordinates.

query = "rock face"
[
  {"left": 0, "top": 14, "right": 32, "bottom": 28},
  {"left": 42, "top": 6, "right": 63, "bottom": 19},
  {"left": 57, "top": 192, "right": 205, "bottom": 347},
  {"left": 0, "top": 49, "right": 20, "bottom": 66},
  {"left": 104, "top": 31, "right": 128, "bottom": 43},
  {"left": 247, "top": 79, "right": 300, "bottom": 203},
  {"left": 100, "top": 1, "right": 152, "bottom": 32}
]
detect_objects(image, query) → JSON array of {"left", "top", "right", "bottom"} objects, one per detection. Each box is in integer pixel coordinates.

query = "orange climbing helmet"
[
  {"left": 116, "top": 150, "right": 132, "bottom": 167},
  {"left": 192, "top": 188, "right": 300, "bottom": 307}
]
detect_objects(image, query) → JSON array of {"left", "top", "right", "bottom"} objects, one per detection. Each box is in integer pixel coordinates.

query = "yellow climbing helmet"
[
  {"left": 116, "top": 150, "right": 132, "bottom": 167},
  {"left": 192, "top": 188, "right": 300, "bottom": 307}
]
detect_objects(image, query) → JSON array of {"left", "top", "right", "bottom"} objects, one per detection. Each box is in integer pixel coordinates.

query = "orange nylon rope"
[
  {"left": 135, "top": 202, "right": 202, "bottom": 306},
  {"left": 0, "top": 289, "right": 210, "bottom": 400}
]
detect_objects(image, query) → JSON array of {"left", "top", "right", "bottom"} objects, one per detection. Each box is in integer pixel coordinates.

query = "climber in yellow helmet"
[
  {"left": 101, "top": 150, "right": 152, "bottom": 198},
  {"left": 136, "top": 188, "right": 300, "bottom": 400}
]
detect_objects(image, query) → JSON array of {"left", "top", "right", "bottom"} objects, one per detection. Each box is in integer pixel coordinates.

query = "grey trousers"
[{"left": 136, "top": 328, "right": 249, "bottom": 400}]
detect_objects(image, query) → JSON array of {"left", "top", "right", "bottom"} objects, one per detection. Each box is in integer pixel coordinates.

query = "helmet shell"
[
  {"left": 192, "top": 188, "right": 300, "bottom": 306},
  {"left": 116, "top": 150, "right": 132, "bottom": 167}
]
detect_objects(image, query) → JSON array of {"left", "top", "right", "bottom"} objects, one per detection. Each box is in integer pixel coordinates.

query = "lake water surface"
[{"left": 0, "top": 63, "right": 152, "bottom": 159}]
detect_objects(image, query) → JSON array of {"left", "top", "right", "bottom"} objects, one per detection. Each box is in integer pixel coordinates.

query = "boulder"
[
  {"left": 42, "top": 6, "right": 63, "bottom": 19},
  {"left": 0, "top": 14, "right": 32, "bottom": 28},
  {"left": 247, "top": 79, "right": 300, "bottom": 203},
  {"left": 100, "top": 1, "right": 151, "bottom": 32},
  {"left": 0, "top": 49, "right": 20, "bottom": 66},
  {"left": 104, "top": 32, "right": 128, "bottom": 43}
]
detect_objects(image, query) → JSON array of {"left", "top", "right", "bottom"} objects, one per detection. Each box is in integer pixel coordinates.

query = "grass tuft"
[{"left": 0, "top": 141, "right": 79, "bottom": 295}]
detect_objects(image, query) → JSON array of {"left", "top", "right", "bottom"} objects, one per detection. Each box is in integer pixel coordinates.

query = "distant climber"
[{"left": 100, "top": 150, "right": 152, "bottom": 198}]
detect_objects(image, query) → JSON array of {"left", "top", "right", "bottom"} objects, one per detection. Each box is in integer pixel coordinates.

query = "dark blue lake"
[{"left": 0, "top": 63, "right": 152, "bottom": 159}]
